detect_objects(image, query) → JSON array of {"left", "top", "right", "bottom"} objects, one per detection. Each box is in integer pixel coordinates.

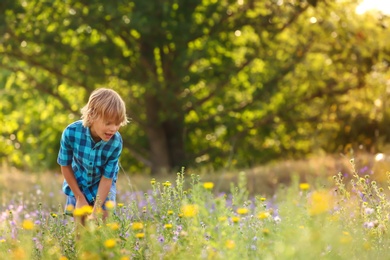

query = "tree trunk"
[{"left": 145, "top": 94, "right": 171, "bottom": 174}]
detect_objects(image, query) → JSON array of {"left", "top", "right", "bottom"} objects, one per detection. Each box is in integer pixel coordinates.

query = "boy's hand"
[{"left": 75, "top": 197, "right": 89, "bottom": 209}]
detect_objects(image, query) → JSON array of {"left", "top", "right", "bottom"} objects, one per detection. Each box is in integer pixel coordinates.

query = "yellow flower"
[
  {"left": 120, "top": 257, "right": 130, "bottom": 260},
  {"left": 262, "top": 228, "right": 270, "bottom": 235},
  {"left": 257, "top": 212, "right": 270, "bottom": 219},
  {"left": 73, "top": 208, "right": 85, "bottom": 217},
  {"left": 104, "top": 238, "right": 116, "bottom": 249},
  {"left": 259, "top": 197, "right": 266, "bottom": 201},
  {"left": 299, "top": 183, "right": 310, "bottom": 191},
  {"left": 59, "top": 256, "right": 68, "bottom": 260},
  {"left": 132, "top": 222, "right": 144, "bottom": 230},
  {"left": 107, "top": 222, "right": 120, "bottom": 231},
  {"left": 150, "top": 178, "right": 156, "bottom": 185},
  {"left": 339, "top": 231, "right": 352, "bottom": 244},
  {"left": 163, "top": 181, "right": 171, "bottom": 187},
  {"left": 164, "top": 223, "right": 173, "bottom": 229},
  {"left": 51, "top": 213, "right": 58, "bottom": 218},
  {"left": 225, "top": 240, "right": 235, "bottom": 249},
  {"left": 218, "top": 216, "right": 227, "bottom": 222},
  {"left": 236, "top": 208, "right": 249, "bottom": 215},
  {"left": 167, "top": 210, "right": 174, "bottom": 215},
  {"left": 203, "top": 182, "right": 214, "bottom": 189},
  {"left": 22, "top": 219, "right": 34, "bottom": 230},
  {"left": 105, "top": 201, "right": 115, "bottom": 210},
  {"left": 136, "top": 233, "right": 145, "bottom": 239},
  {"left": 231, "top": 216, "right": 240, "bottom": 223},
  {"left": 65, "top": 204, "right": 74, "bottom": 213},
  {"left": 117, "top": 203, "right": 124, "bottom": 208},
  {"left": 308, "top": 190, "right": 334, "bottom": 215},
  {"left": 181, "top": 204, "right": 199, "bottom": 217},
  {"left": 11, "top": 248, "right": 26, "bottom": 259},
  {"left": 0, "top": 238, "right": 6, "bottom": 243}
]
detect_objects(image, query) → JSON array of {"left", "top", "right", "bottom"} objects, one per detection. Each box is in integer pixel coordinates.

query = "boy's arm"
[{"left": 61, "top": 165, "right": 89, "bottom": 208}]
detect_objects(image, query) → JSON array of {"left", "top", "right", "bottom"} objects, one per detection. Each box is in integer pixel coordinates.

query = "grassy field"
[{"left": 0, "top": 153, "right": 389, "bottom": 259}]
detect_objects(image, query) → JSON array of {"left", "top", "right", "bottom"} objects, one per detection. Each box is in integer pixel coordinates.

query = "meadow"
[{"left": 0, "top": 153, "right": 389, "bottom": 260}]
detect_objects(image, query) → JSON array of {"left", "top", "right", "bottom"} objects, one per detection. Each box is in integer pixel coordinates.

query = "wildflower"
[
  {"left": 181, "top": 204, "right": 199, "bottom": 217},
  {"left": 262, "top": 228, "right": 270, "bottom": 235},
  {"left": 107, "top": 222, "right": 120, "bottom": 231},
  {"left": 50, "top": 213, "right": 58, "bottom": 218},
  {"left": 257, "top": 212, "right": 270, "bottom": 219},
  {"left": 218, "top": 216, "right": 227, "bottom": 222},
  {"left": 299, "top": 183, "right": 310, "bottom": 191},
  {"left": 231, "top": 216, "right": 240, "bottom": 223},
  {"left": 120, "top": 257, "right": 130, "bottom": 260},
  {"left": 132, "top": 222, "right": 144, "bottom": 230},
  {"left": 73, "top": 208, "right": 85, "bottom": 217},
  {"left": 158, "top": 236, "right": 165, "bottom": 243},
  {"left": 105, "top": 201, "right": 115, "bottom": 210},
  {"left": 364, "top": 207, "right": 374, "bottom": 215},
  {"left": 136, "top": 233, "right": 145, "bottom": 239},
  {"left": 0, "top": 238, "right": 5, "bottom": 243},
  {"left": 163, "top": 181, "right": 171, "bottom": 187},
  {"left": 65, "top": 205, "right": 74, "bottom": 213},
  {"left": 167, "top": 210, "right": 174, "bottom": 215},
  {"left": 258, "top": 197, "right": 266, "bottom": 202},
  {"left": 150, "top": 178, "right": 156, "bottom": 185},
  {"left": 308, "top": 190, "right": 334, "bottom": 215},
  {"left": 22, "top": 219, "right": 34, "bottom": 230},
  {"left": 164, "top": 223, "right": 173, "bottom": 229},
  {"left": 117, "top": 203, "right": 124, "bottom": 208},
  {"left": 225, "top": 240, "right": 235, "bottom": 249},
  {"left": 339, "top": 231, "right": 352, "bottom": 244},
  {"left": 203, "top": 182, "right": 214, "bottom": 190},
  {"left": 236, "top": 208, "right": 249, "bottom": 215},
  {"left": 274, "top": 216, "right": 281, "bottom": 223},
  {"left": 104, "top": 238, "right": 116, "bottom": 249},
  {"left": 364, "top": 222, "right": 375, "bottom": 229},
  {"left": 59, "top": 256, "right": 68, "bottom": 260}
]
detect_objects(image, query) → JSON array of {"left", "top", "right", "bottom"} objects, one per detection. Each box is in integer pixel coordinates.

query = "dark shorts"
[{"left": 64, "top": 186, "right": 117, "bottom": 215}]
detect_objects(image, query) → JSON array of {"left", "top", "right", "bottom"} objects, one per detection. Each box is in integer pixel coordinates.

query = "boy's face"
[{"left": 90, "top": 117, "right": 121, "bottom": 142}]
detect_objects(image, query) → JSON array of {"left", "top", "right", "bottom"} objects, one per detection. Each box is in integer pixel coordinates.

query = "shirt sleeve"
[
  {"left": 57, "top": 128, "right": 73, "bottom": 166},
  {"left": 103, "top": 142, "right": 122, "bottom": 179}
]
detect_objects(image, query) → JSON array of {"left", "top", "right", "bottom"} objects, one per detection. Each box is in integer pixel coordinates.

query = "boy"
[{"left": 57, "top": 88, "right": 128, "bottom": 221}]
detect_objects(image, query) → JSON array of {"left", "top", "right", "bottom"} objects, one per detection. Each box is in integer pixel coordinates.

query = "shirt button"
[{"left": 89, "top": 162, "right": 92, "bottom": 165}]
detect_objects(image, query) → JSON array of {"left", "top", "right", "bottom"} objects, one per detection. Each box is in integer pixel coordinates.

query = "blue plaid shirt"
[{"left": 57, "top": 120, "right": 122, "bottom": 203}]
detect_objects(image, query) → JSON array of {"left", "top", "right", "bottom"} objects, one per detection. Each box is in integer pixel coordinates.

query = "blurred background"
[{"left": 1, "top": 0, "right": 390, "bottom": 185}]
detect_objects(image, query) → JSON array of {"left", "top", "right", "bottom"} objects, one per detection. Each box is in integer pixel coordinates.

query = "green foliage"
[{"left": 0, "top": 0, "right": 390, "bottom": 172}]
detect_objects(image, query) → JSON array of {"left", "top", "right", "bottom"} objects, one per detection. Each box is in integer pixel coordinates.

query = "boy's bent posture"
[{"left": 57, "top": 88, "right": 128, "bottom": 222}]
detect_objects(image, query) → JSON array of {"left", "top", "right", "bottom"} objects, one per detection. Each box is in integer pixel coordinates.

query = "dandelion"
[
  {"left": 257, "top": 212, "right": 270, "bottom": 219},
  {"left": 104, "top": 238, "right": 116, "bottom": 249},
  {"left": 218, "top": 216, "right": 227, "bottom": 222},
  {"left": 231, "top": 216, "right": 240, "bottom": 223},
  {"left": 203, "top": 182, "right": 214, "bottom": 189},
  {"left": 117, "top": 203, "right": 124, "bottom": 208},
  {"left": 236, "top": 208, "right": 249, "bottom": 215},
  {"left": 136, "top": 233, "right": 145, "bottom": 239},
  {"left": 299, "top": 183, "right": 310, "bottom": 191},
  {"left": 308, "top": 190, "right": 334, "bottom": 215},
  {"left": 105, "top": 201, "right": 115, "bottom": 210},
  {"left": 50, "top": 213, "right": 58, "bottom": 218},
  {"left": 132, "top": 222, "right": 144, "bottom": 230},
  {"left": 167, "top": 210, "right": 174, "bottom": 215},
  {"left": 65, "top": 204, "right": 74, "bottom": 213},
  {"left": 258, "top": 197, "right": 266, "bottom": 202},
  {"left": 225, "top": 240, "right": 235, "bottom": 249},
  {"left": 59, "top": 256, "right": 68, "bottom": 260},
  {"left": 73, "top": 208, "right": 85, "bottom": 217},
  {"left": 163, "top": 181, "right": 171, "bottom": 187},
  {"left": 164, "top": 223, "right": 173, "bottom": 229},
  {"left": 22, "top": 219, "right": 34, "bottom": 230},
  {"left": 181, "top": 204, "right": 199, "bottom": 217},
  {"left": 150, "top": 178, "right": 156, "bottom": 185},
  {"left": 107, "top": 222, "right": 120, "bottom": 231}
]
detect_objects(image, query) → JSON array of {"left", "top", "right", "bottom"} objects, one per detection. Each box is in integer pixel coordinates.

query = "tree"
[{"left": 0, "top": 0, "right": 389, "bottom": 173}]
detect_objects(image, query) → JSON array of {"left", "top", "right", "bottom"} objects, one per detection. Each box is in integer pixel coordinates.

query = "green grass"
[{"left": 0, "top": 154, "right": 389, "bottom": 259}]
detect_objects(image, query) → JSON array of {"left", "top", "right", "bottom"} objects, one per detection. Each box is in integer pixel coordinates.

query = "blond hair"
[{"left": 81, "top": 88, "right": 129, "bottom": 127}]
